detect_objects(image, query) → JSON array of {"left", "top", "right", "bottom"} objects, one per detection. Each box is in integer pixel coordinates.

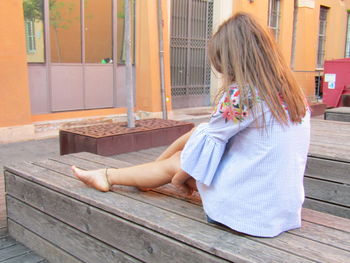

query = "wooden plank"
[
  {"left": 137, "top": 146, "right": 166, "bottom": 158},
  {"left": 302, "top": 208, "right": 350, "bottom": 233},
  {"left": 305, "top": 157, "right": 350, "bottom": 184},
  {"left": 310, "top": 118, "right": 350, "bottom": 128},
  {"left": 310, "top": 129, "right": 350, "bottom": 138},
  {"left": 245, "top": 232, "right": 350, "bottom": 263},
  {"left": 288, "top": 221, "right": 350, "bottom": 251},
  {"left": 1, "top": 252, "right": 45, "bottom": 263},
  {"left": 117, "top": 151, "right": 156, "bottom": 163},
  {"left": 71, "top": 152, "right": 132, "bottom": 168},
  {"left": 66, "top": 152, "right": 350, "bottom": 218},
  {"left": 41, "top": 157, "right": 350, "bottom": 260},
  {"left": 108, "top": 153, "right": 142, "bottom": 165},
  {"left": 8, "top": 219, "right": 83, "bottom": 263},
  {"left": 4, "top": 163, "right": 315, "bottom": 263},
  {"left": 48, "top": 154, "right": 106, "bottom": 171},
  {"left": 41, "top": 154, "right": 350, "bottom": 253},
  {"left": 304, "top": 198, "right": 350, "bottom": 219},
  {"left": 325, "top": 113, "right": 350, "bottom": 122},
  {"left": 7, "top": 197, "right": 141, "bottom": 263},
  {"left": 7, "top": 163, "right": 350, "bottom": 263},
  {"left": 308, "top": 144, "right": 350, "bottom": 163},
  {"left": 0, "top": 243, "right": 31, "bottom": 261},
  {"left": 31, "top": 159, "right": 206, "bottom": 220},
  {"left": 6, "top": 173, "right": 226, "bottom": 263},
  {"left": 325, "top": 107, "right": 350, "bottom": 114},
  {"left": 304, "top": 177, "right": 350, "bottom": 207}
]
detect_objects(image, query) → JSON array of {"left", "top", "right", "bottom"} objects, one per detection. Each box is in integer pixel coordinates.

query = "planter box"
[{"left": 59, "top": 118, "right": 194, "bottom": 156}]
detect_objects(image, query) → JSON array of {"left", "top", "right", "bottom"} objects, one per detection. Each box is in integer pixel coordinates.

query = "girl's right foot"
[{"left": 71, "top": 166, "right": 110, "bottom": 192}]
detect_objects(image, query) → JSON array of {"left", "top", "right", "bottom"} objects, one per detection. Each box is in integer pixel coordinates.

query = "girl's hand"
[{"left": 172, "top": 169, "right": 196, "bottom": 195}]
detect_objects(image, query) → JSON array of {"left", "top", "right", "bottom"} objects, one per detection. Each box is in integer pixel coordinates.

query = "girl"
[{"left": 72, "top": 12, "right": 310, "bottom": 237}]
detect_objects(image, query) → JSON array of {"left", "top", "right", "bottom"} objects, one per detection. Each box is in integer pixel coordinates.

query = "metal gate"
[{"left": 170, "top": 0, "right": 213, "bottom": 109}]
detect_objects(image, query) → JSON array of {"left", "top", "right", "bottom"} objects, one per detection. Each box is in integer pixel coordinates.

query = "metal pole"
[
  {"left": 125, "top": 0, "right": 135, "bottom": 128},
  {"left": 158, "top": 0, "right": 167, "bottom": 119},
  {"left": 44, "top": 0, "right": 52, "bottom": 112}
]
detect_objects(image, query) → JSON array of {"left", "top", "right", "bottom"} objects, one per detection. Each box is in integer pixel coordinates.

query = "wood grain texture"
[
  {"left": 8, "top": 219, "right": 83, "bottom": 263},
  {"left": 4, "top": 164, "right": 316, "bottom": 263},
  {"left": 44, "top": 157, "right": 350, "bottom": 261},
  {"left": 305, "top": 157, "right": 350, "bottom": 184},
  {"left": 7, "top": 197, "right": 141, "bottom": 263},
  {"left": 304, "top": 198, "right": 350, "bottom": 219},
  {"left": 304, "top": 177, "right": 349, "bottom": 207},
  {"left": 6, "top": 174, "right": 227, "bottom": 263},
  {"left": 302, "top": 208, "right": 350, "bottom": 233}
]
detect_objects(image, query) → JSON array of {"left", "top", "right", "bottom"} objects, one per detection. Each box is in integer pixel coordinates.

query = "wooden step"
[
  {"left": 4, "top": 152, "right": 350, "bottom": 263},
  {"left": 324, "top": 107, "right": 350, "bottom": 122}
]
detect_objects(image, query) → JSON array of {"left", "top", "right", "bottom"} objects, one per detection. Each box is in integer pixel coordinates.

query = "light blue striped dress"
[{"left": 181, "top": 85, "right": 310, "bottom": 237}]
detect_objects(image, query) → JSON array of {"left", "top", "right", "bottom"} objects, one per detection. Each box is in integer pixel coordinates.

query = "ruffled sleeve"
[{"left": 181, "top": 85, "right": 258, "bottom": 186}]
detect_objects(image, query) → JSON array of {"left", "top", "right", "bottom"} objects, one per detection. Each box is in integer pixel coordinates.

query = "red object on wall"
[{"left": 322, "top": 58, "right": 350, "bottom": 107}]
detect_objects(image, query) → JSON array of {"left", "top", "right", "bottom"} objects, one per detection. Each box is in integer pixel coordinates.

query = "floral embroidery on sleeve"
[{"left": 218, "top": 86, "right": 249, "bottom": 123}]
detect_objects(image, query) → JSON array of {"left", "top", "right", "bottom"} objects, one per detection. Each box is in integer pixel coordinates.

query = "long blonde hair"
[{"left": 208, "top": 12, "right": 307, "bottom": 125}]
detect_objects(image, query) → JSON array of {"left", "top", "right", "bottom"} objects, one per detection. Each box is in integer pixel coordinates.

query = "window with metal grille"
[
  {"left": 25, "top": 20, "right": 36, "bottom": 54},
  {"left": 268, "top": 0, "right": 281, "bottom": 40},
  {"left": 345, "top": 13, "right": 350, "bottom": 58},
  {"left": 316, "top": 6, "right": 329, "bottom": 68}
]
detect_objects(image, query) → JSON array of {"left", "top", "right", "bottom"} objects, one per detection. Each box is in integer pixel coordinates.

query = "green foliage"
[
  {"left": 23, "top": 0, "right": 43, "bottom": 21},
  {"left": 49, "top": 0, "right": 76, "bottom": 29},
  {"left": 23, "top": 0, "right": 77, "bottom": 29}
]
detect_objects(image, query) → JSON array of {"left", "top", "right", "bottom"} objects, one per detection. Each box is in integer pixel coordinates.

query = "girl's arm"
[
  {"left": 156, "top": 128, "right": 195, "bottom": 161},
  {"left": 171, "top": 169, "right": 196, "bottom": 195}
]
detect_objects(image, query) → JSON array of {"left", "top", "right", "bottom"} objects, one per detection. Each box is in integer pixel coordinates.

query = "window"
[
  {"left": 316, "top": 6, "right": 328, "bottom": 68},
  {"left": 23, "top": 0, "right": 135, "bottom": 64},
  {"left": 49, "top": 0, "right": 82, "bottom": 63},
  {"left": 268, "top": 0, "right": 281, "bottom": 40},
  {"left": 25, "top": 20, "right": 36, "bottom": 53},
  {"left": 345, "top": 12, "right": 350, "bottom": 58},
  {"left": 23, "top": 0, "right": 45, "bottom": 62},
  {"left": 85, "top": 0, "right": 113, "bottom": 63}
]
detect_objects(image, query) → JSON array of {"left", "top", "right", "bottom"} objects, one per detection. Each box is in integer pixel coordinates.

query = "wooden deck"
[
  {"left": 4, "top": 147, "right": 350, "bottom": 263},
  {"left": 1, "top": 118, "right": 350, "bottom": 262},
  {"left": 324, "top": 107, "right": 350, "bottom": 122},
  {"left": 304, "top": 119, "right": 350, "bottom": 218},
  {"left": 309, "top": 118, "right": 350, "bottom": 162}
]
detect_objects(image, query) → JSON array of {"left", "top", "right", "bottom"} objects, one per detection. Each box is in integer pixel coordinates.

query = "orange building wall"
[
  {"left": 0, "top": 0, "right": 32, "bottom": 127},
  {"left": 233, "top": 0, "right": 350, "bottom": 98},
  {"left": 232, "top": 1, "right": 293, "bottom": 71},
  {"left": 293, "top": 0, "right": 350, "bottom": 96},
  {"left": 135, "top": 0, "right": 172, "bottom": 113}
]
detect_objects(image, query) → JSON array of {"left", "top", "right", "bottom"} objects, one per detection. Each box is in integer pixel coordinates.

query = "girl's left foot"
[{"left": 71, "top": 166, "right": 110, "bottom": 192}]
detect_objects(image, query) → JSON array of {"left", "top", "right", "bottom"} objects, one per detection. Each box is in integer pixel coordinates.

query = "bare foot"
[{"left": 71, "top": 166, "right": 110, "bottom": 192}]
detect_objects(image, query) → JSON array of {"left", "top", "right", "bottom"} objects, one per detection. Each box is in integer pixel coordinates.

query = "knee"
[{"left": 167, "top": 151, "right": 182, "bottom": 174}]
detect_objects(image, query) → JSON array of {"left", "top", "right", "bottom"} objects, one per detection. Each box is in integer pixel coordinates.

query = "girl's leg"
[
  {"left": 72, "top": 152, "right": 181, "bottom": 192},
  {"left": 156, "top": 128, "right": 194, "bottom": 161}
]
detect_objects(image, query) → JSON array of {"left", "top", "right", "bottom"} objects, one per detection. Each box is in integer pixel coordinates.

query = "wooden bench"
[
  {"left": 324, "top": 107, "right": 350, "bottom": 122},
  {"left": 304, "top": 119, "right": 350, "bottom": 219},
  {"left": 4, "top": 151, "right": 350, "bottom": 263}
]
